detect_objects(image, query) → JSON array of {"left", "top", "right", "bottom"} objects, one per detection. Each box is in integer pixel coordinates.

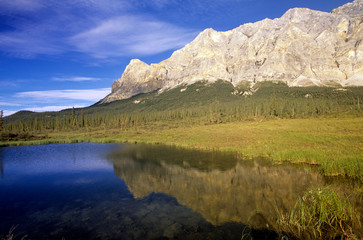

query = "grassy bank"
[
  {"left": 276, "top": 187, "right": 361, "bottom": 239},
  {"left": 1, "top": 117, "right": 362, "bottom": 180}
]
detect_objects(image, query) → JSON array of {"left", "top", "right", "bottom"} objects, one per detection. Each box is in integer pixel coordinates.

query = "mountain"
[{"left": 100, "top": 0, "right": 363, "bottom": 104}]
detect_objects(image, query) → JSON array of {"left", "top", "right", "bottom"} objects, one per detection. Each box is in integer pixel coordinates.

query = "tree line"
[{"left": 1, "top": 92, "right": 361, "bottom": 135}]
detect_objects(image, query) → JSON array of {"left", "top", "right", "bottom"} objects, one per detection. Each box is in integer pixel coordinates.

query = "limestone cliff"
[{"left": 101, "top": 0, "right": 363, "bottom": 103}]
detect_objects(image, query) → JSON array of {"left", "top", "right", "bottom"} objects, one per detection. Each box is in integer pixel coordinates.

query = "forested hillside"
[{"left": 2, "top": 81, "right": 362, "bottom": 135}]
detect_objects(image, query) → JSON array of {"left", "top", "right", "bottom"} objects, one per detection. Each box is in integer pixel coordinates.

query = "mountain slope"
[
  {"left": 4, "top": 81, "right": 363, "bottom": 124},
  {"left": 101, "top": 0, "right": 363, "bottom": 104}
]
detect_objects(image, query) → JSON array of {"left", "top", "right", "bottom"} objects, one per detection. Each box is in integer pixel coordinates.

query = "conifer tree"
[
  {"left": 72, "top": 107, "right": 78, "bottom": 128},
  {"left": 0, "top": 110, "right": 3, "bottom": 132},
  {"left": 81, "top": 110, "right": 85, "bottom": 128},
  {"left": 55, "top": 117, "right": 61, "bottom": 131},
  {"left": 270, "top": 88, "right": 278, "bottom": 116},
  {"left": 358, "top": 96, "right": 360, "bottom": 110}
]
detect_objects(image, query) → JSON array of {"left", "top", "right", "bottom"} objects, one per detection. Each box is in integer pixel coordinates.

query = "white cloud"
[
  {"left": 2, "top": 105, "right": 89, "bottom": 117},
  {"left": 0, "top": 0, "right": 199, "bottom": 59},
  {"left": 3, "top": 88, "right": 111, "bottom": 116},
  {"left": 52, "top": 76, "right": 102, "bottom": 82},
  {"left": 15, "top": 88, "right": 111, "bottom": 102},
  {"left": 3, "top": 110, "right": 17, "bottom": 117},
  {"left": 23, "top": 105, "right": 86, "bottom": 112},
  {"left": 0, "top": 102, "right": 21, "bottom": 107},
  {"left": 0, "top": 0, "right": 127, "bottom": 57},
  {"left": 70, "top": 15, "right": 198, "bottom": 58}
]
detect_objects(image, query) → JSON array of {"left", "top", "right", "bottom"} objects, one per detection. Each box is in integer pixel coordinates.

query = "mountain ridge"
[{"left": 100, "top": 0, "right": 363, "bottom": 104}]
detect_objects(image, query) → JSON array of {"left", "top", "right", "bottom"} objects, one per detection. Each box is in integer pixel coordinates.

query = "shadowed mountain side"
[{"left": 108, "top": 145, "right": 324, "bottom": 230}]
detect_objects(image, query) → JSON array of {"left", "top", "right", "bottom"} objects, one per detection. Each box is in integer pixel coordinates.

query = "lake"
[{"left": 0, "top": 143, "right": 340, "bottom": 239}]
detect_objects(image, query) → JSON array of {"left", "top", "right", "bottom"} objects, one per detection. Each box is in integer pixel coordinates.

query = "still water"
[{"left": 0, "top": 143, "right": 326, "bottom": 239}]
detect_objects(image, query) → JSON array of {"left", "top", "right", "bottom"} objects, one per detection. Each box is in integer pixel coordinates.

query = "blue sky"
[{"left": 0, "top": 0, "right": 352, "bottom": 116}]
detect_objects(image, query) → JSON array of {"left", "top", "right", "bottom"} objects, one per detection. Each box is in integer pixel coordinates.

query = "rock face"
[{"left": 101, "top": 0, "right": 363, "bottom": 103}]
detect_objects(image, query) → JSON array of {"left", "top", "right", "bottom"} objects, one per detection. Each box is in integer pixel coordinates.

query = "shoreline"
[{"left": 1, "top": 117, "right": 362, "bottom": 180}]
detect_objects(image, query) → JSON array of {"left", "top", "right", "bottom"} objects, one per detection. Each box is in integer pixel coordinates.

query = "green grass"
[
  {"left": 2, "top": 117, "right": 362, "bottom": 180},
  {"left": 276, "top": 187, "right": 361, "bottom": 239},
  {"left": 106, "top": 117, "right": 362, "bottom": 180}
]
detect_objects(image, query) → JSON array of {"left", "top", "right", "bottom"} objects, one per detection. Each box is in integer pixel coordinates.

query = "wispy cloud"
[
  {"left": 0, "top": 0, "right": 199, "bottom": 59},
  {"left": 70, "top": 15, "right": 198, "bottom": 58},
  {"left": 0, "top": 0, "right": 126, "bottom": 57},
  {"left": 136, "top": 0, "right": 253, "bottom": 11},
  {"left": 0, "top": 0, "right": 44, "bottom": 13},
  {"left": 52, "top": 76, "right": 102, "bottom": 82},
  {"left": 15, "top": 88, "right": 111, "bottom": 102},
  {"left": 0, "top": 81, "right": 19, "bottom": 88},
  {"left": 0, "top": 0, "right": 256, "bottom": 59},
  {"left": 0, "top": 102, "right": 21, "bottom": 107},
  {"left": 23, "top": 105, "right": 86, "bottom": 112},
  {"left": 3, "top": 110, "right": 17, "bottom": 117},
  {"left": 2, "top": 105, "right": 86, "bottom": 117},
  {"left": 143, "top": 0, "right": 176, "bottom": 9},
  {"left": 0, "top": 33, "right": 63, "bottom": 58}
]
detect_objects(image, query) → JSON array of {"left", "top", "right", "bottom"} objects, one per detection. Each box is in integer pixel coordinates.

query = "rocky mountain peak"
[
  {"left": 332, "top": 0, "right": 363, "bottom": 18},
  {"left": 100, "top": 0, "right": 363, "bottom": 104}
]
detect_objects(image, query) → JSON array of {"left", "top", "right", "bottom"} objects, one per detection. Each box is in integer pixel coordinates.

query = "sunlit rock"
[{"left": 101, "top": 0, "right": 363, "bottom": 103}]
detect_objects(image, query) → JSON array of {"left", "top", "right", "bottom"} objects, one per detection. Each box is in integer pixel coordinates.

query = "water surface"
[{"left": 0, "top": 143, "right": 329, "bottom": 239}]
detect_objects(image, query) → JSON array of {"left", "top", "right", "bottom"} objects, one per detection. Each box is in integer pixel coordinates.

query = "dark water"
[{"left": 0, "top": 143, "right": 327, "bottom": 239}]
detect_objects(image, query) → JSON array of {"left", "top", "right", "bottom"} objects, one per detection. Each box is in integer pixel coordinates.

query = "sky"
[{"left": 0, "top": 0, "right": 353, "bottom": 116}]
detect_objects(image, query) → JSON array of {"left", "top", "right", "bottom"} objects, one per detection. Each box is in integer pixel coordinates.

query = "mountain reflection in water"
[
  {"left": 109, "top": 144, "right": 324, "bottom": 230},
  {"left": 0, "top": 143, "right": 330, "bottom": 239}
]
